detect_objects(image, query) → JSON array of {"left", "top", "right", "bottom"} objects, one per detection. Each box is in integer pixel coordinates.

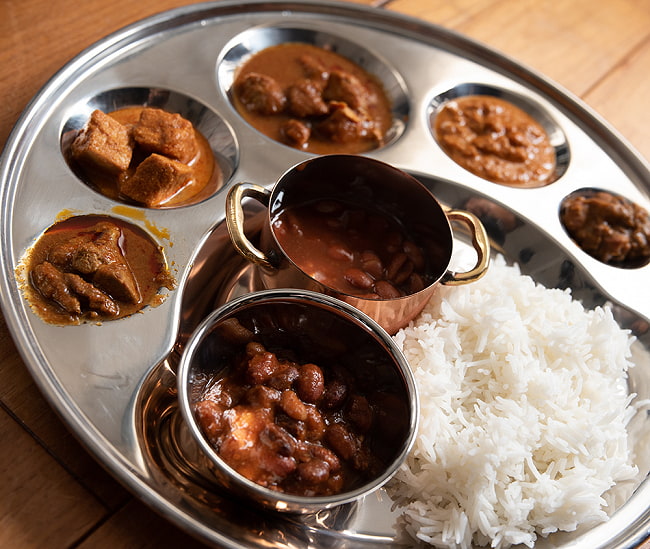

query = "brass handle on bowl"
[
  {"left": 441, "top": 208, "right": 490, "bottom": 285},
  {"left": 225, "top": 182, "right": 276, "bottom": 271}
]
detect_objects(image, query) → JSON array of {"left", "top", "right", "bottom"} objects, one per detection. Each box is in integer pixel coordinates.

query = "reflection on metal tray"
[{"left": 0, "top": 2, "right": 649, "bottom": 548}]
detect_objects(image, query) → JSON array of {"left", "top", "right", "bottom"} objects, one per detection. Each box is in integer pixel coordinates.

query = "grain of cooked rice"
[{"left": 387, "top": 255, "right": 644, "bottom": 549}]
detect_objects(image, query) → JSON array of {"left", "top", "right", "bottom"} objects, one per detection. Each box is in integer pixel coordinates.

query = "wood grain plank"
[
  {"left": 0, "top": 0, "right": 374, "bottom": 148},
  {"left": 0, "top": 315, "right": 131, "bottom": 511},
  {"left": 388, "top": 0, "right": 650, "bottom": 97},
  {"left": 76, "top": 499, "right": 209, "bottom": 549},
  {"left": 0, "top": 0, "right": 187, "bottom": 146},
  {"left": 0, "top": 407, "right": 108, "bottom": 548},
  {"left": 385, "top": 0, "right": 501, "bottom": 27},
  {"left": 0, "top": 1, "right": 648, "bottom": 547},
  {"left": 583, "top": 35, "right": 650, "bottom": 163}
]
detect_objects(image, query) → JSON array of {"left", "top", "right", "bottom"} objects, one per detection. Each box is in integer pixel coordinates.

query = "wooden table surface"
[{"left": 1, "top": 0, "right": 649, "bottom": 547}]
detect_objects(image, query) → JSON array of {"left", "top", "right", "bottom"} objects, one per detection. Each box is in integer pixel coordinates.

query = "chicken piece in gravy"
[{"left": 20, "top": 215, "right": 174, "bottom": 325}]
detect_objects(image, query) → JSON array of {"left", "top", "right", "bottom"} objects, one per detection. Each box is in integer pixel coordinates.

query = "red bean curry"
[
  {"left": 272, "top": 199, "right": 430, "bottom": 299},
  {"left": 194, "top": 317, "right": 409, "bottom": 497}
]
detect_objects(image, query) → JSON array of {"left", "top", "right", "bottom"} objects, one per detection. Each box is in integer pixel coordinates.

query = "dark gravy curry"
[
  {"left": 434, "top": 95, "right": 556, "bottom": 186},
  {"left": 232, "top": 43, "right": 394, "bottom": 154},
  {"left": 20, "top": 215, "right": 175, "bottom": 325}
]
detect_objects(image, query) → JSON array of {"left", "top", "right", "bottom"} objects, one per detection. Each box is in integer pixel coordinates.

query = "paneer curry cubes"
[
  {"left": 71, "top": 109, "right": 133, "bottom": 174},
  {"left": 71, "top": 107, "right": 208, "bottom": 207}
]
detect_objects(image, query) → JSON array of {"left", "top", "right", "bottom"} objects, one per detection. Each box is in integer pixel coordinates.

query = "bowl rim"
[{"left": 177, "top": 288, "right": 419, "bottom": 511}]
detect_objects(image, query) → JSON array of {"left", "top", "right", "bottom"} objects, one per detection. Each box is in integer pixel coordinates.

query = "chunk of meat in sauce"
[
  {"left": 218, "top": 407, "right": 298, "bottom": 485},
  {"left": 92, "top": 264, "right": 141, "bottom": 304},
  {"left": 297, "top": 54, "right": 329, "bottom": 81},
  {"left": 69, "top": 106, "right": 218, "bottom": 208},
  {"left": 23, "top": 216, "right": 173, "bottom": 325},
  {"left": 280, "top": 119, "right": 311, "bottom": 148},
  {"left": 287, "top": 79, "right": 329, "bottom": 118},
  {"left": 232, "top": 43, "right": 392, "bottom": 154},
  {"left": 51, "top": 221, "right": 122, "bottom": 269},
  {"left": 31, "top": 261, "right": 118, "bottom": 317},
  {"left": 31, "top": 261, "right": 83, "bottom": 315},
  {"left": 194, "top": 340, "right": 388, "bottom": 496},
  {"left": 323, "top": 70, "right": 369, "bottom": 112},
  {"left": 132, "top": 107, "right": 198, "bottom": 163},
  {"left": 315, "top": 102, "right": 365, "bottom": 144},
  {"left": 561, "top": 191, "right": 650, "bottom": 265},
  {"left": 235, "top": 72, "right": 286, "bottom": 115},
  {"left": 119, "top": 153, "right": 192, "bottom": 207},
  {"left": 48, "top": 221, "right": 141, "bottom": 304},
  {"left": 71, "top": 109, "right": 133, "bottom": 174}
]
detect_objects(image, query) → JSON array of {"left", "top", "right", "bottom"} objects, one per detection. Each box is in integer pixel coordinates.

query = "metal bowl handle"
[
  {"left": 441, "top": 208, "right": 491, "bottom": 285},
  {"left": 225, "top": 183, "right": 276, "bottom": 272}
]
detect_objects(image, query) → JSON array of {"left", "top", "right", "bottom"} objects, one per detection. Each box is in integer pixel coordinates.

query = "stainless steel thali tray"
[{"left": 1, "top": 1, "right": 649, "bottom": 547}]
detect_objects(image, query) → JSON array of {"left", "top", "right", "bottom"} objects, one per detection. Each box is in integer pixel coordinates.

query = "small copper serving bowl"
[
  {"left": 226, "top": 154, "right": 490, "bottom": 335},
  {"left": 177, "top": 289, "right": 418, "bottom": 514}
]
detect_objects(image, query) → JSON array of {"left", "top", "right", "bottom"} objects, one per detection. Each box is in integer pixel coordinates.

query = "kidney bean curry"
[
  {"left": 232, "top": 43, "right": 394, "bottom": 154},
  {"left": 272, "top": 199, "right": 430, "bottom": 299},
  {"left": 193, "top": 313, "right": 410, "bottom": 497}
]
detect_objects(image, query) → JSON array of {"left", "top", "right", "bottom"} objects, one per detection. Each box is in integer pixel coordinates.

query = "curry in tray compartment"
[
  {"left": 20, "top": 215, "right": 175, "bottom": 325},
  {"left": 69, "top": 106, "right": 219, "bottom": 207},
  {"left": 434, "top": 95, "right": 556, "bottom": 186},
  {"left": 231, "top": 43, "right": 394, "bottom": 154},
  {"left": 560, "top": 190, "right": 650, "bottom": 267}
]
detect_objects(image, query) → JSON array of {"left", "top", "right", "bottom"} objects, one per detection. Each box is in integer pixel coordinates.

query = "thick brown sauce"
[
  {"left": 69, "top": 106, "right": 220, "bottom": 207},
  {"left": 20, "top": 215, "right": 175, "bottom": 325},
  {"left": 232, "top": 43, "right": 394, "bottom": 154},
  {"left": 561, "top": 190, "right": 650, "bottom": 267},
  {"left": 434, "top": 95, "right": 556, "bottom": 186},
  {"left": 194, "top": 322, "right": 407, "bottom": 497},
  {"left": 272, "top": 199, "right": 431, "bottom": 299}
]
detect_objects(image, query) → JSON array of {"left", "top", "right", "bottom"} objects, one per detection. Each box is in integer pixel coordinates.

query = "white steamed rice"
[{"left": 388, "top": 255, "right": 644, "bottom": 549}]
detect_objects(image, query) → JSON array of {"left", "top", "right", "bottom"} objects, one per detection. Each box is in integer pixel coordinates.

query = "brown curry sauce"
[
  {"left": 560, "top": 190, "right": 650, "bottom": 267},
  {"left": 20, "top": 215, "right": 175, "bottom": 325},
  {"left": 231, "top": 43, "right": 394, "bottom": 154},
  {"left": 434, "top": 95, "right": 556, "bottom": 186},
  {"left": 68, "top": 106, "right": 220, "bottom": 208}
]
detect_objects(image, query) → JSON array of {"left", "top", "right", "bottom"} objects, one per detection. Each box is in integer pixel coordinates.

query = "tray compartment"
[
  {"left": 60, "top": 86, "right": 239, "bottom": 208},
  {"left": 217, "top": 25, "right": 409, "bottom": 152},
  {"left": 427, "top": 82, "right": 570, "bottom": 186}
]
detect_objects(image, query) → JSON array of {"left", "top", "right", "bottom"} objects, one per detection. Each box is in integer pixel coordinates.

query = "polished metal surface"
[
  {"left": 225, "top": 155, "right": 491, "bottom": 334},
  {"left": 177, "top": 288, "right": 418, "bottom": 514},
  {"left": 0, "top": 1, "right": 649, "bottom": 547}
]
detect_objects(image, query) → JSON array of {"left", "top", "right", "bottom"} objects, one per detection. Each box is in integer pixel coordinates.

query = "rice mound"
[{"left": 388, "top": 256, "right": 640, "bottom": 549}]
